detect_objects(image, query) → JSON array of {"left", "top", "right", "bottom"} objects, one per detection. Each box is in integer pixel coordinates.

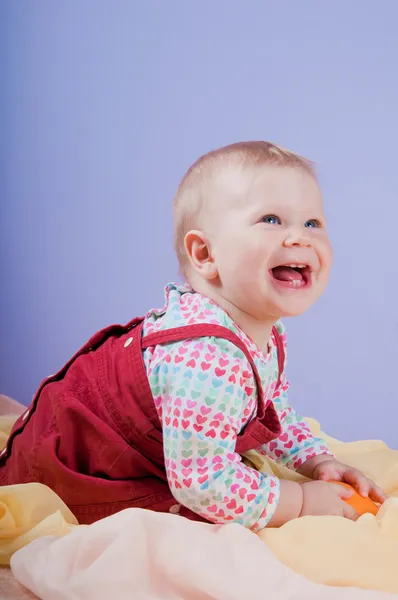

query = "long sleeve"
[
  {"left": 261, "top": 373, "right": 333, "bottom": 470},
  {"left": 146, "top": 336, "right": 280, "bottom": 531}
]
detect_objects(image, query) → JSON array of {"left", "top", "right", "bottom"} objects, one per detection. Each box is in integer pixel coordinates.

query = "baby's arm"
[
  {"left": 261, "top": 373, "right": 333, "bottom": 471},
  {"left": 151, "top": 337, "right": 301, "bottom": 530},
  {"left": 261, "top": 323, "right": 333, "bottom": 471},
  {"left": 261, "top": 386, "right": 361, "bottom": 524}
]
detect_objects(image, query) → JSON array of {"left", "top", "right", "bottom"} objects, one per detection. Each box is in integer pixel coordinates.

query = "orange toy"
[{"left": 332, "top": 481, "right": 379, "bottom": 516}]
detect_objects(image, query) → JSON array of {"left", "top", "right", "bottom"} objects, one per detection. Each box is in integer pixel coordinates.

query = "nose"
[{"left": 283, "top": 228, "right": 312, "bottom": 248}]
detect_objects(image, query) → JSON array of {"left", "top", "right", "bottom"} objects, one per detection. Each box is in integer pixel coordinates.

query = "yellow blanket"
[
  {"left": 0, "top": 400, "right": 397, "bottom": 594},
  {"left": 251, "top": 420, "right": 398, "bottom": 592}
]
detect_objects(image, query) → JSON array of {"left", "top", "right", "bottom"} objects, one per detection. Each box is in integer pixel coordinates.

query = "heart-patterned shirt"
[{"left": 143, "top": 283, "right": 331, "bottom": 531}]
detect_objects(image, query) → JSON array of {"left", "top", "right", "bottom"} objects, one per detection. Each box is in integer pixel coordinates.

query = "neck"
[{"left": 191, "top": 279, "right": 277, "bottom": 352}]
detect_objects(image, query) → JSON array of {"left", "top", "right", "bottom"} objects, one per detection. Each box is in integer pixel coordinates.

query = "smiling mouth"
[{"left": 270, "top": 263, "right": 312, "bottom": 289}]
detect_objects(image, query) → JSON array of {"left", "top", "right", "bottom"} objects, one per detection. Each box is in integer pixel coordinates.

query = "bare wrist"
[
  {"left": 296, "top": 454, "right": 333, "bottom": 479},
  {"left": 267, "top": 480, "right": 303, "bottom": 527}
]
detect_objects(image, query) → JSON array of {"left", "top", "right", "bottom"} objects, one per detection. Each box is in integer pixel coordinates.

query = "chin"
[
  {"left": 271, "top": 298, "right": 316, "bottom": 319},
  {"left": 269, "top": 284, "right": 325, "bottom": 319},
  {"left": 279, "top": 307, "right": 310, "bottom": 318}
]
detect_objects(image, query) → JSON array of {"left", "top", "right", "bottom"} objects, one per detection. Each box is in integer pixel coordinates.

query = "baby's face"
[{"left": 205, "top": 165, "right": 332, "bottom": 322}]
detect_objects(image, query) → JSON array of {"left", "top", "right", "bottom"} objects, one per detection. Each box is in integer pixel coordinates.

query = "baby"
[{"left": 0, "top": 141, "right": 386, "bottom": 529}]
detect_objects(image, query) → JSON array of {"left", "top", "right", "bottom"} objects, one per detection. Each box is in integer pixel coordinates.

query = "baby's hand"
[
  {"left": 299, "top": 480, "right": 358, "bottom": 520},
  {"left": 312, "top": 459, "right": 387, "bottom": 504}
]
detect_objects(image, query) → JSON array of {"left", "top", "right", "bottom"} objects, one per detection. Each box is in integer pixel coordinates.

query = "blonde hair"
[{"left": 173, "top": 141, "right": 315, "bottom": 277}]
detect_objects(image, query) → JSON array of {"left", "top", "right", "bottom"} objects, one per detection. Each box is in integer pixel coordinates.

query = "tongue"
[{"left": 272, "top": 266, "right": 303, "bottom": 282}]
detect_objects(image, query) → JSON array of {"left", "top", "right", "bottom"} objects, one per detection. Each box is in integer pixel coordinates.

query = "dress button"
[
  {"left": 124, "top": 337, "right": 133, "bottom": 348},
  {"left": 169, "top": 504, "right": 181, "bottom": 514}
]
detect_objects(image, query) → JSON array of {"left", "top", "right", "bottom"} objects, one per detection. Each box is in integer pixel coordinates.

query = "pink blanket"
[{"left": 10, "top": 508, "right": 395, "bottom": 600}]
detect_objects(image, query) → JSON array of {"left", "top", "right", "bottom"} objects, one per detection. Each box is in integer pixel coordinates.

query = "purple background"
[{"left": 1, "top": 2, "right": 397, "bottom": 447}]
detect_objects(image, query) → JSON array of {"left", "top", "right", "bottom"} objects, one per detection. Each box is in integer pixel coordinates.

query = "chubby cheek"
[
  {"left": 216, "top": 231, "right": 257, "bottom": 268},
  {"left": 322, "top": 240, "right": 333, "bottom": 271},
  {"left": 316, "top": 240, "right": 333, "bottom": 287},
  {"left": 220, "top": 247, "right": 264, "bottom": 291},
  {"left": 237, "top": 239, "right": 267, "bottom": 269}
]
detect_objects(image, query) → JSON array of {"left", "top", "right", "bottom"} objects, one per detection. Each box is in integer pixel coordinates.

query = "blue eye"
[
  {"left": 305, "top": 219, "right": 321, "bottom": 228},
  {"left": 261, "top": 215, "right": 281, "bottom": 225}
]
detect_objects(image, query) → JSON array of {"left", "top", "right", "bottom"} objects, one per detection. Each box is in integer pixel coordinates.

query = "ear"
[{"left": 184, "top": 230, "right": 219, "bottom": 280}]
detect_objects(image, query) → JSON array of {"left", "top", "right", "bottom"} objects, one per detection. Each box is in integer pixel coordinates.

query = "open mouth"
[{"left": 269, "top": 263, "right": 312, "bottom": 289}]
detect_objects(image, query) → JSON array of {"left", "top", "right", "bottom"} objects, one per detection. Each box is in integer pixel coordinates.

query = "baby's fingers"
[
  {"left": 369, "top": 483, "right": 388, "bottom": 504},
  {"left": 342, "top": 502, "right": 359, "bottom": 521},
  {"left": 330, "top": 483, "right": 354, "bottom": 500},
  {"left": 342, "top": 470, "right": 370, "bottom": 497}
]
